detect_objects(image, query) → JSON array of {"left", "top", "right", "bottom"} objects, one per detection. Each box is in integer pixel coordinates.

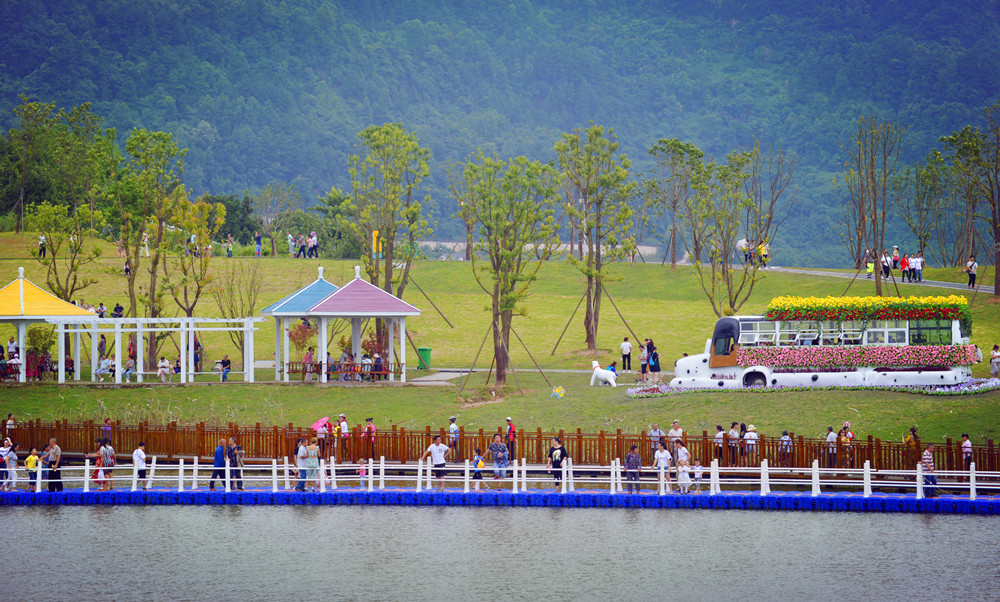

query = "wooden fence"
[{"left": 6, "top": 420, "right": 998, "bottom": 474}]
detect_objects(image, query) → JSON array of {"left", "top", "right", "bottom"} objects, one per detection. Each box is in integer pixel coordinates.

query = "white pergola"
[{"left": 263, "top": 266, "right": 421, "bottom": 383}]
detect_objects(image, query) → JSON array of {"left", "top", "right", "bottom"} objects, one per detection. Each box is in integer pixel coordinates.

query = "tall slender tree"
[
  {"left": 648, "top": 138, "right": 704, "bottom": 268},
  {"left": 554, "top": 124, "right": 634, "bottom": 353}
]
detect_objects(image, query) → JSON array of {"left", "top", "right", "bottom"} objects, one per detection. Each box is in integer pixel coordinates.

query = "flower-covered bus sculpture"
[{"left": 670, "top": 296, "right": 976, "bottom": 389}]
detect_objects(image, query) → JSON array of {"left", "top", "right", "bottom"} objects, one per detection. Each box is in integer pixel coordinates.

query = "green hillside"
[{"left": 2, "top": 1, "right": 999, "bottom": 266}]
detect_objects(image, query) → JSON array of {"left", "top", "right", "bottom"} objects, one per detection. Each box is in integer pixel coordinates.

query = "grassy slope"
[{"left": 1, "top": 233, "right": 998, "bottom": 442}]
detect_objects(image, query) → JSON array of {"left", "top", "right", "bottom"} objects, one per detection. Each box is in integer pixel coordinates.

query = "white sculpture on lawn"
[{"left": 590, "top": 360, "right": 617, "bottom": 387}]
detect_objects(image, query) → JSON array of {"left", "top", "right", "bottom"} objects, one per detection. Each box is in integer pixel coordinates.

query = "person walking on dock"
[
  {"left": 546, "top": 437, "right": 569, "bottom": 489},
  {"left": 228, "top": 437, "right": 245, "bottom": 491},
  {"left": 651, "top": 440, "right": 672, "bottom": 490},
  {"left": 488, "top": 434, "right": 509, "bottom": 490},
  {"left": 46, "top": 438, "right": 62, "bottom": 492},
  {"left": 922, "top": 443, "right": 937, "bottom": 498},
  {"left": 624, "top": 445, "right": 641, "bottom": 493},
  {"left": 420, "top": 435, "right": 451, "bottom": 492},
  {"left": 133, "top": 442, "right": 148, "bottom": 490},
  {"left": 209, "top": 438, "right": 227, "bottom": 491}
]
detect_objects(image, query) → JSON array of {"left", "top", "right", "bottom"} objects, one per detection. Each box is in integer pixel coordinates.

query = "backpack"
[{"left": 475, "top": 456, "right": 485, "bottom": 470}]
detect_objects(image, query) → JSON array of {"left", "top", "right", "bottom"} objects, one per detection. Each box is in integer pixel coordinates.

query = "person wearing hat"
[
  {"left": 448, "top": 417, "right": 460, "bottom": 461},
  {"left": 744, "top": 425, "right": 759, "bottom": 464},
  {"left": 505, "top": 417, "right": 517, "bottom": 459},
  {"left": 373, "top": 352, "right": 383, "bottom": 380},
  {"left": 667, "top": 420, "right": 683, "bottom": 464},
  {"left": 891, "top": 245, "right": 900, "bottom": 270}
]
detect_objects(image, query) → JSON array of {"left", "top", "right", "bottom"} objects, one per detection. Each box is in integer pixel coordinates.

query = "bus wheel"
[{"left": 744, "top": 373, "right": 766, "bottom": 388}]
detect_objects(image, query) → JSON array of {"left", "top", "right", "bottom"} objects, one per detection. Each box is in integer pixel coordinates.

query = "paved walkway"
[{"left": 769, "top": 266, "right": 982, "bottom": 293}]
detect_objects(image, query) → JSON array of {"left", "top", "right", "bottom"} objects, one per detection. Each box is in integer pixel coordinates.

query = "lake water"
[{"left": 3, "top": 505, "right": 998, "bottom": 601}]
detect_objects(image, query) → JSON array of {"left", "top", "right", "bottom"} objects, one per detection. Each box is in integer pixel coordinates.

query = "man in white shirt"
[
  {"left": 339, "top": 414, "right": 351, "bottom": 462},
  {"left": 448, "top": 417, "right": 460, "bottom": 461},
  {"left": 744, "top": 425, "right": 759, "bottom": 463},
  {"left": 133, "top": 442, "right": 148, "bottom": 490},
  {"left": 6, "top": 336, "right": 17, "bottom": 359},
  {"left": 714, "top": 425, "right": 725, "bottom": 463},
  {"left": 294, "top": 438, "right": 309, "bottom": 492},
  {"left": 826, "top": 426, "right": 838, "bottom": 468},
  {"left": 966, "top": 255, "right": 978, "bottom": 289},
  {"left": 728, "top": 422, "right": 740, "bottom": 466},
  {"left": 667, "top": 420, "right": 683, "bottom": 462},
  {"left": 620, "top": 337, "right": 633, "bottom": 373},
  {"left": 420, "top": 435, "right": 451, "bottom": 492},
  {"left": 880, "top": 249, "right": 891, "bottom": 279}
]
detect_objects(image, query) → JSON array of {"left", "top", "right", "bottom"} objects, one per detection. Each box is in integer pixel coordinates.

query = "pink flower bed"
[{"left": 737, "top": 345, "right": 977, "bottom": 368}]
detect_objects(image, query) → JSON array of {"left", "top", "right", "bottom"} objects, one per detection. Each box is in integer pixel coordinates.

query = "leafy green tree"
[
  {"left": 449, "top": 151, "right": 560, "bottom": 387},
  {"left": 314, "top": 187, "right": 363, "bottom": 259},
  {"left": 252, "top": 181, "right": 302, "bottom": 257},
  {"left": 891, "top": 153, "right": 960, "bottom": 266},
  {"left": 648, "top": 138, "right": 705, "bottom": 268},
  {"left": 25, "top": 201, "right": 104, "bottom": 301},
  {"left": 554, "top": 124, "right": 634, "bottom": 353},
  {"left": 4, "top": 96, "right": 59, "bottom": 231},
  {"left": 162, "top": 197, "right": 226, "bottom": 317}
]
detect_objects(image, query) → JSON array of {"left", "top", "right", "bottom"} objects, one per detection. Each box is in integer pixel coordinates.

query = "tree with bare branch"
[{"left": 211, "top": 259, "right": 264, "bottom": 355}]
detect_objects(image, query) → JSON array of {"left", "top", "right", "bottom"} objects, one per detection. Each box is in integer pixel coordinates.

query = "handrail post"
[
  {"left": 521, "top": 457, "right": 527, "bottom": 491},
  {"left": 147, "top": 456, "right": 156, "bottom": 490},
  {"left": 811, "top": 459, "right": 820, "bottom": 497},
  {"left": 658, "top": 465, "right": 665, "bottom": 495},
  {"left": 224, "top": 458, "right": 231, "bottom": 493},
  {"left": 863, "top": 460, "right": 872, "bottom": 497},
  {"left": 130, "top": 458, "right": 138, "bottom": 491},
  {"left": 378, "top": 456, "right": 385, "bottom": 490},
  {"left": 367, "top": 459, "right": 375, "bottom": 492},
  {"left": 568, "top": 457, "right": 575, "bottom": 492},
  {"left": 178, "top": 459, "right": 185, "bottom": 492},
  {"left": 282, "top": 456, "right": 289, "bottom": 490},
  {"left": 512, "top": 459, "right": 519, "bottom": 494},
  {"left": 616, "top": 458, "right": 623, "bottom": 493},
  {"left": 192, "top": 457, "right": 199, "bottom": 490},
  {"left": 329, "top": 457, "right": 337, "bottom": 490},
  {"left": 416, "top": 458, "right": 423, "bottom": 492},
  {"left": 608, "top": 460, "right": 616, "bottom": 494},
  {"left": 760, "top": 459, "right": 770, "bottom": 495},
  {"left": 270, "top": 459, "right": 277, "bottom": 492},
  {"left": 560, "top": 463, "right": 567, "bottom": 494},
  {"left": 83, "top": 459, "right": 91, "bottom": 493},
  {"left": 709, "top": 459, "right": 719, "bottom": 495},
  {"left": 969, "top": 461, "right": 976, "bottom": 500},
  {"left": 319, "top": 459, "right": 326, "bottom": 493},
  {"left": 36, "top": 462, "right": 43, "bottom": 491},
  {"left": 915, "top": 462, "right": 924, "bottom": 499},
  {"left": 463, "top": 460, "right": 470, "bottom": 493}
]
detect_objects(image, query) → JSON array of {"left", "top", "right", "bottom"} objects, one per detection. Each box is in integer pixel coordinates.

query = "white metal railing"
[{"left": 4, "top": 457, "right": 997, "bottom": 500}]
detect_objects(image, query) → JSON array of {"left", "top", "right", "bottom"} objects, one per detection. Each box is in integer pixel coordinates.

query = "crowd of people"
[{"left": 865, "top": 246, "right": 927, "bottom": 283}]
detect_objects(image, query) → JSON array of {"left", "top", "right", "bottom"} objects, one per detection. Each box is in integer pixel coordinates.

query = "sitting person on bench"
[
  {"left": 94, "top": 354, "right": 112, "bottom": 382},
  {"left": 156, "top": 356, "right": 171, "bottom": 383}
]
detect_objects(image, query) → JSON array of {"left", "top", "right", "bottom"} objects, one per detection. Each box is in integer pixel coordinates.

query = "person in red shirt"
[
  {"left": 900, "top": 254, "right": 909, "bottom": 282},
  {"left": 505, "top": 417, "right": 517, "bottom": 459}
]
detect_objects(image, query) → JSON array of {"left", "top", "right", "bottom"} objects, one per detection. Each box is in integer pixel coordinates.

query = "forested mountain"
[{"left": 2, "top": 0, "right": 999, "bottom": 266}]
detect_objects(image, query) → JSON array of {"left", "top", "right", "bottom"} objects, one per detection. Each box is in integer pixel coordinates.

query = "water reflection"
[{"left": 3, "top": 506, "right": 998, "bottom": 601}]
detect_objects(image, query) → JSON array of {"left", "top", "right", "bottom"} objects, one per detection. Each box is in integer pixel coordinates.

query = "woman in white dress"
[
  {"left": 677, "top": 459, "right": 692, "bottom": 494},
  {"left": 651, "top": 440, "right": 672, "bottom": 490}
]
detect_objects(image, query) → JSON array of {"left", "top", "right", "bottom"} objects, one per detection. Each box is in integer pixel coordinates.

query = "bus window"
[
  {"left": 911, "top": 320, "right": 951, "bottom": 346},
  {"left": 715, "top": 336, "right": 735, "bottom": 355}
]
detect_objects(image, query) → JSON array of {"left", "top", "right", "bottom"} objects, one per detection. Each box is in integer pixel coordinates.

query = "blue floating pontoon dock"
[{"left": 2, "top": 488, "right": 998, "bottom": 514}]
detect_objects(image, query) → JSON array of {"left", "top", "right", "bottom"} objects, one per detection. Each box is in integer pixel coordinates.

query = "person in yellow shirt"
[{"left": 25, "top": 447, "right": 39, "bottom": 492}]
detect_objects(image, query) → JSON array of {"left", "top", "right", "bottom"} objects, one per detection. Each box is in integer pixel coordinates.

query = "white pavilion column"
[
  {"left": 188, "top": 321, "right": 196, "bottom": 383},
  {"left": 17, "top": 321, "right": 27, "bottom": 383},
  {"left": 57, "top": 322, "right": 66, "bottom": 383},
  {"left": 136, "top": 322, "right": 144, "bottom": 383},
  {"left": 351, "top": 317, "right": 362, "bottom": 359},
  {"left": 273, "top": 317, "right": 281, "bottom": 382},
  {"left": 90, "top": 321, "right": 99, "bottom": 382},
  {"left": 282, "top": 317, "right": 290, "bottom": 382},
  {"left": 73, "top": 325, "right": 81, "bottom": 380},
  {"left": 319, "top": 317, "right": 328, "bottom": 383},
  {"left": 243, "top": 319, "right": 252, "bottom": 383},
  {"left": 387, "top": 318, "right": 396, "bottom": 382},
  {"left": 400, "top": 317, "right": 406, "bottom": 383},
  {"left": 113, "top": 320, "right": 122, "bottom": 384},
  {"left": 180, "top": 320, "right": 188, "bottom": 384}
]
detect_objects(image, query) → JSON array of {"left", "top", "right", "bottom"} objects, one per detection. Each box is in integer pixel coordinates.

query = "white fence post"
[
  {"left": 271, "top": 459, "right": 278, "bottom": 493},
  {"left": 560, "top": 464, "right": 567, "bottom": 494},
  {"left": 512, "top": 460, "right": 519, "bottom": 494},
  {"left": 416, "top": 459, "right": 423, "bottom": 492},
  {"left": 424, "top": 458, "right": 432, "bottom": 490},
  {"left": 130, "top": 459, "right": 137, "bottom": 491},
  {"left": 36, "top": 464, "right": 43, "bottom": 491},
  {"left": 319, "top": 460, "right": 326, "bottom": 493},
  {"left": 969, "top": 462, "right": 977, "bottom": 500},
  {"left": 760, "top": 459, "right": 770, "bottom": 495},
  {"left": 608, "top": 461, "right": 616, "bottom": 494},
  {"left": 379, "top": 456, "right": 386, "bottom": 490},
  {"left": 863, "top": 460, "right": 872, "bottom": 498},
  {"left": 224, "top": 458, "right": 231, "bottom": 493},
  {"left": 615, "top": 458, "right": 623, "bottom": 493},
  {"left": 463, "top": 460, "right": 470, "bottom": 493},
  {"left": 810, "top": 459, "right": 821, "bottom": 497},
  {"left": 367, "top": 459, "right": 375, "bottom": 492},
  {"left": 521, "top": 458, "right": 527, "bottom": 491},
  {"left": 916, "top": 463, "right": 924, "bottom": 499},
  {"left": 709, "top": 459, "right": 719, "bottom": 495},
  {"left": 329, "top": 458, "right": 337, "bottom": 490},
  {"left": 147, "top": 456, "right": 156, "bottom": 490},
  {"left": 658, "top": 465, "right": 665, "bottom": 495},
  {"left": 567, "top": 457, "right": 575, "bottom": 492},
  {"left": 178, "top": 459, "right": 185, "bottom": 492},
  {"left": 84, "top": 459, "right": 91, "bottom": 493},
  {"left": 192, "top": 457, "right": 199, "bottom": 490}
]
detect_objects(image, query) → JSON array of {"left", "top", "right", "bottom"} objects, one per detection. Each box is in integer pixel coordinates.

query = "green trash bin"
[{"left": 417, "top": 346, "right": 432, "bottom": 370}]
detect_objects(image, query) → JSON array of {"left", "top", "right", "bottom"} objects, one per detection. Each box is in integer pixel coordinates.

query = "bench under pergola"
[{"left": 262, "top": 266, "right": 420, "bottom": 383}]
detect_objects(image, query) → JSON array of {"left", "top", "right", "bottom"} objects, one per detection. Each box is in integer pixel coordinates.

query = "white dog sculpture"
[{"left": 590, "top": 360, "right": 617, "bottom": 387}]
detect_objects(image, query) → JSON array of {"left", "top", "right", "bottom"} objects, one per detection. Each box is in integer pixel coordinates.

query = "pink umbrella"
[{"left": 312, "top": 416, "right": 330, "bottom": 431}]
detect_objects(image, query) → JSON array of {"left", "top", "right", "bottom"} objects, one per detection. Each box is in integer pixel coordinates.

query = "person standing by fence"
[
  {"left": 209, "top": 438, "right": 227, "bottom": 491},
  {"left": 651, "top": 440, "right": 672, "bottom": 489},
  {"left": 363, "top": 418, "right": 376, "bottom": 460},
  {"left": 420, "top": 435, "right": 451, "bottom": 492},
  {"left": 714, "top": 425, "right": 725, "bottom": 463},
  {"left": 505, "top": 417, "right": 517, "bottom": 460},
  {"left": 339, "top": 415, "right": 351, "bottom": 462},
  {"left": 2, "top": 443, "right": 18, "bottom": 492},
  {"left": 448, "top": 417, "right": 460, "bottom": 461},
  {"left": 620, "top": 337, "right": 632, "bottom": 373},
  {"left": 133, "top": 442, "right": 148, "bottom": 491},
  {"left": 922, "top": 443, "right": 937, "bottom": 498},
  {"left": 546, "top": 437, "right": 569, "bottom": 488},
  {"left": 962, "top": 433, "right": 973, "bottom": 473},
  {"left": 649, "top": 423, "right": 665, "bottom": 459},
  {"left": 825, "top": 427, "right": 837, "bottom": 468},
  {"left": 100, "top": 438, "right": 116, "bottom": 490},
  {"left": 624, "top": 445, "right": 641, "bottom": 493}
]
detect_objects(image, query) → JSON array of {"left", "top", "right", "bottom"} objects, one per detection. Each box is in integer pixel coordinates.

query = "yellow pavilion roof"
[{"left": 0, "top": 268, "right": 96, "bottom": 319}]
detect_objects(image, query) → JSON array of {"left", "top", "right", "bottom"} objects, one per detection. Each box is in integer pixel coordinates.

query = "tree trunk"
[
  {"left": 492, "top": 315, "right": 510, "bottom": 389},
  {"left": 670, "top": 211, "right": 677, "bottom": 267}
]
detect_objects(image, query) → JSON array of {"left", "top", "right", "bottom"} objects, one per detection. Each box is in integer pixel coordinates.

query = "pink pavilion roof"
[{"left": 308, "top": 271, "right": 420, "bottom": 317}]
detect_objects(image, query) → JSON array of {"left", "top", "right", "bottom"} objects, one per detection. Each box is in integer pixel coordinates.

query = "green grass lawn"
[{"left": 2, "top": 232, "right": 999, "bottom": 442}]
